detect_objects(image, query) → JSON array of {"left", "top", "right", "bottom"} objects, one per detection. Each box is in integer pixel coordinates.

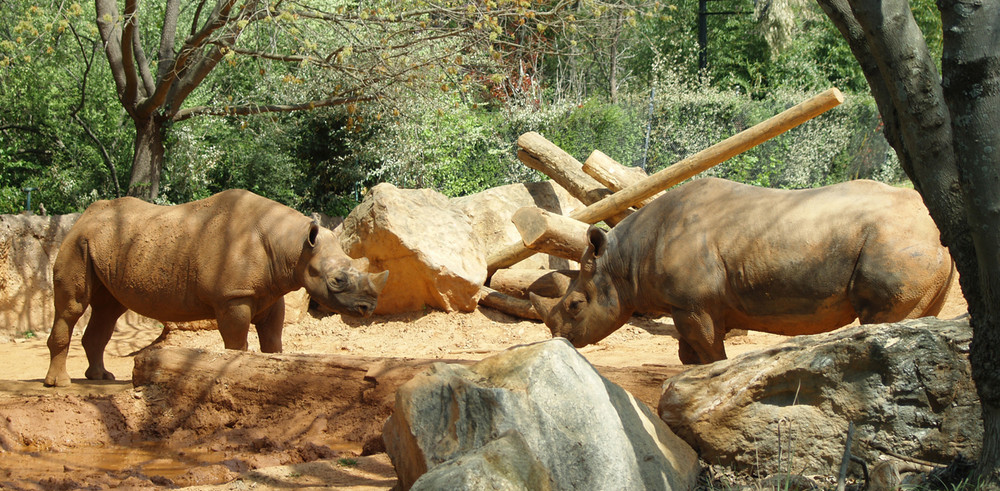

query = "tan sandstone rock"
[
  {"left": 450, "top": 181, "right": 585, "bottom": 270},
  {"left": 341, "top": 183, "right": 486, "bottom": 313}
]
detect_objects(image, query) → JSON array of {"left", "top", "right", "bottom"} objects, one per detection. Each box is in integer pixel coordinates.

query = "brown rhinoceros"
[
  {"left": 44, "top": 190, "right": 389, "bottom": 386},
  {"left": 530, "top": 178, "right": 955, "bottom": 364}
]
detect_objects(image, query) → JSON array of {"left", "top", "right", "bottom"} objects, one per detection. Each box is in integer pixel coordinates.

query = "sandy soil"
[{"left": 0, "top": 280, "right": 968, "bottom": 490}]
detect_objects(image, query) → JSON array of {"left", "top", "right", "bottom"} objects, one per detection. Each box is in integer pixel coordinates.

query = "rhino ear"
[
  {"left": 529, "top": 292, "right": 551, "bottom": 320},
  {"left": 307, "top": 221, "right": 320, "bottom": 248},
  {"left": 586, "top": 226, "right": 608, "bottom": 258}
]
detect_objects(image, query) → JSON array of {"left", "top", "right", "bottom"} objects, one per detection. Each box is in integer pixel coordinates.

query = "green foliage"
[
  {"left": 292, "top": 109, "right": 382, "bottom": 217},
  {"left": 644, "top": 80, "right": 901, "bottom": 189},
  {"left": 365, "top": 96, "right": 534, "bottom": 197},
  {"left": 0, "top": 0, "right": 132, "bottom": 214},
  {"left": 0, "top": 0, "right": 924, "bottom": 219},
  {"left": 163, "top": 115, "right": 305, "bottom": 209},
  {"left": 545, "top": 99, "right": 646, "bottom": 170}
]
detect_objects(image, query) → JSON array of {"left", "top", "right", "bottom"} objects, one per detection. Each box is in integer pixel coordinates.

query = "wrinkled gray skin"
[
  {"left": 531, "top": 178, "right": 954, "bottom": 364},
  {"left": 44, "top": 189, "right": 389, "bottom": 386}
]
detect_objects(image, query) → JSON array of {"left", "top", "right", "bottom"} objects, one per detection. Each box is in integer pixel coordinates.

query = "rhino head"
[
  {"left": 300, "top": 222, "right": 389, "bottom": 317},
  {"left": 530, "top": 226, "right": 632, "bottom": 348}
]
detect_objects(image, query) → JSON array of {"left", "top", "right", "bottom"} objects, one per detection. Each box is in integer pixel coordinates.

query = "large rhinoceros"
[
  {"left": 530, "top": 178, "right": 955, "bottom": 364},
  {"left": 44, "top": 190, "right": 388, "bottom": 386}
]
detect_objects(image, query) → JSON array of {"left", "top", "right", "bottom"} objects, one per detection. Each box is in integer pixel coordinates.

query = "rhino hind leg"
[
  {"left": 81, "top": 283, "right": 127, "bottom": 381},
  {"left": 45, "top": 240, "right": 93, "bottom": 387},
  {"left": 672, "top": 309, "right": 727, "bottom": 364},
  {"left": 254, "top": 299, "right": 285, "bottom": 353},
  {"left": 677, "top": 339, "right": 701, "bottom": 365}
]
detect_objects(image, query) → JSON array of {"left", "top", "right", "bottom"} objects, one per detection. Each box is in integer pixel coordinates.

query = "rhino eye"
[
  {"left": 567, "top": 294, "right": 586, "bottom": 316},
  {"left": 328, "top": 271, "right": 350, "bottom": 293}
]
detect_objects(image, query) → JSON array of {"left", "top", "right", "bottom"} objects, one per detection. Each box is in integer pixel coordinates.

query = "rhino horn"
[{"left": 370, "top": 270, "right": 390, "bottom": 294}]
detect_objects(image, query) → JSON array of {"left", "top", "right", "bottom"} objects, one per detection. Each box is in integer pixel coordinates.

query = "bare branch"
[
  {"left": 152, "top": 0, "right": 243, "bottom": 116},
  {"left": 95, "top": 0, "right": 130, "bottom": 111},
  {"left": 157, "top": 0, "right": 181, "bottom": 83},
  {"left": 120, "top": 0, "right": 141, "bottom": 110},
  {"left": 131, "top": 22, "right": 156, "bottom": 97},
  {"left": 172, "top": 94, "right": 377, "bottom": 121}
]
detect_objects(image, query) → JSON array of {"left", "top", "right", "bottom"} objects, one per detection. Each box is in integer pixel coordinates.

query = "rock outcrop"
[
  {"left": 341, "top": 183, "right": 486, "bottom": 313},
  {"left": 451, "top": 181, "right": 585, "bottom": 271},
  {"left": 658, "top": 318, "right": 981, "bottom": 475},
  {"left": 384, "top": 338, "right": 701, "bottom": 490}
]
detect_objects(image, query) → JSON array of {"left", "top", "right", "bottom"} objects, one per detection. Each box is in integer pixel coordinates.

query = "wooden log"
[
  {"left": 477, "top": 286, "right": 543, "bottom": 320},
  {"left": 517, "top": 133, "right": 631, "bottom": 226},
  {"left": 489, "top": 268, "right": 579, "bottom": 299},
  {"left": 487, "top": 87, "right": 845, "bottom": 275},
  {"left": 512, "top": 206, "right": 591, "bottom": 261},
  {"left": 583, "top": 150, "right": 664, "bottom": 208}
]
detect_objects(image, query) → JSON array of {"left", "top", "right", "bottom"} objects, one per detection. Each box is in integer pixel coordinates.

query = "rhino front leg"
[
  {"left": 82, "top": 286, "right": 127, "bottom": 381},
  {"left": 672, "top": 309, "right": 727, "bottom": 364},
  {"left": 216, "top": 300, "right": 253, "bottom": 351},
  {"left": 254, "top": 298, "right": 285, "bottom": 353}
]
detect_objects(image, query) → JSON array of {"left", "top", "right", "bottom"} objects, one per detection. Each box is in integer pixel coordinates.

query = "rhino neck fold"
[
  {"left": 257, "top": 216, "right": 309, "bottom": 296},
  {"left": 599, "top": 234, "right": 638, "bottom": 316}
]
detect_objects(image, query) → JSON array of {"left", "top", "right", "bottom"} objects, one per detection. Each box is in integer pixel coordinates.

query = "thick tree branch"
[
  {"left": 816, "top": 0, "right": 905, "bottom": 166},
  {"left": 120, "top": 0, "right": 141, "bottom": 110},
  {"left": 157, "top": 0, "right": 181, "bottom": 83},
  {"left": 95, "top": 0, "right": 131, "bottom": 112},
  {"left": 171, "top": 94, "right": 376, "bottom": 121},
  {"left": 190, "top": 0, "right": 208, "bottom": 36},
  {"left": 843, "top": 0, "right": 969, "bottom": 248},
  {"left": 131, "top": 24, "right": 155, "bottom": 97},
  {"left": 159, "top": 0, "right": 242, "bottom": 116}
]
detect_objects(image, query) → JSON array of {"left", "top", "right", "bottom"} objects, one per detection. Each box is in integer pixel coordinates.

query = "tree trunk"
[
  {"left": 127, "top": 116, "right": 166, "bottom": 201},
  {"left": 817, "top": 0, "right": 1000, "bottom": 483},
  {"left": 939, "top": 0, "right": 1000, "bottom": 484}
]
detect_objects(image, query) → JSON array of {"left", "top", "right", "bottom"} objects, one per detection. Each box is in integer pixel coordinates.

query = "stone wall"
[{"left": 0, "top": 213, "right": 80, "bottom": 340}]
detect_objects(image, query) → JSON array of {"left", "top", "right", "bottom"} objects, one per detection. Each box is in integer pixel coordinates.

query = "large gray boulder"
[
  {"left": 658, "top": 318, "right": 981, "bottom": 475},
  {"left": 384, "top": 338, "right": 701, "bottom": 491},
  {"left": 341, "top": 183, "right": 486, "bottom": 314},
  {"left": 411, "top": 430, "right": 554, "bottom": 491},
  {"left": 451, "top": 181, "right": 585, "bottom": 270}
]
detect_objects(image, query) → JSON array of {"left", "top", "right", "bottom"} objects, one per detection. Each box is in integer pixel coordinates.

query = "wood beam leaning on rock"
[{"left": 486, "top": 87, "right": 845, "bottom": 278}]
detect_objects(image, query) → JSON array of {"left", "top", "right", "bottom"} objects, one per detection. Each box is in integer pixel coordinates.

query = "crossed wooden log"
[{"left": 481, "top": 88, "right": 845, "bottom": 320}]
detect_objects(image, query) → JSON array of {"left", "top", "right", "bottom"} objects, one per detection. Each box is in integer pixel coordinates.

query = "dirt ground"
[{"left": 0, "top": 280, "right": 968, "bottom": 490}]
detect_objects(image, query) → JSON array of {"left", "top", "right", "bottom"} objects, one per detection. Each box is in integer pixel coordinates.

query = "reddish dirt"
[{"left": 0, "top": 280, "right": 968, "bottom": 490}]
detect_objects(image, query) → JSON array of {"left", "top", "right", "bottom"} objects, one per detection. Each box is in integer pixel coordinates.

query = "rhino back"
[
  {"left": 72, "top": 190, "right": 308, "bottom": 320},
  {"left": 604, "top": 178, "right": 942, "bottom": 323}
]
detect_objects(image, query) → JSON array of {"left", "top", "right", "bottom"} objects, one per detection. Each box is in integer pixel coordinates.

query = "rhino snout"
[{"left": 354, "top": 302, "right": 376, "bottom": 318}]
